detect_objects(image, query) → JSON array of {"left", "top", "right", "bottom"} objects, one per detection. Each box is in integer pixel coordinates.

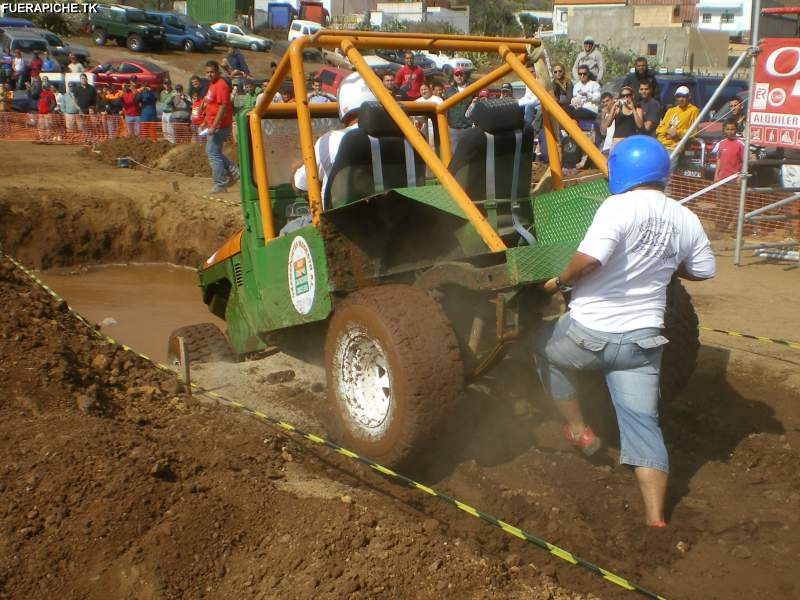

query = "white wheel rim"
[{"left": 333, "top": 324, "right": 392, "bottom": 437}]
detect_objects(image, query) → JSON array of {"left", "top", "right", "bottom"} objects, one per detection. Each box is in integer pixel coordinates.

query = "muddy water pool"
[{"left": 40, "top": 264, "right": 225, "bottom": 364}]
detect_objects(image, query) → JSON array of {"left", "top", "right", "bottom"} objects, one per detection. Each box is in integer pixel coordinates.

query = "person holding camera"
[{"left": 603, "top": 86, "right": 643, "bottom": 151}]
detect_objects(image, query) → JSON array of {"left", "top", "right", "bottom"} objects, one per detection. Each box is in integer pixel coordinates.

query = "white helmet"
[{"left": 337, "top": 72, "right": 376, "bottom": 123}]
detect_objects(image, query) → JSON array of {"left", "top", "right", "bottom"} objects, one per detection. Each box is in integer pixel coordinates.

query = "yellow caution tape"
[{"left": 700, "top": 326, "right": 800, "bottom": 350}]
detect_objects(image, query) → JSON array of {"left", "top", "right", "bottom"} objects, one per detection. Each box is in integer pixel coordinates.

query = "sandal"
[
  {"left": 563, "top": 424, "right": 602, "bottom": 456},
  {"left": 648, "top": 520, "right": 668, "bottom": 528}
]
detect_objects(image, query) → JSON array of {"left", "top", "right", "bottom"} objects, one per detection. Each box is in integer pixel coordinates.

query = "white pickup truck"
[{"left": 420, "top": 51, "right": 474, "bottom": 79}]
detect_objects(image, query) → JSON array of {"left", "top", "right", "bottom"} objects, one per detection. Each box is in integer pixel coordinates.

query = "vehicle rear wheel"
[
  {"left": 325, "top": 285, "right": 464, "bottom": 467},
  {"left": 93, "top": 28, "right": 106, "bottom": 46},
  {"left": 127, "top": 34, "right": 144, "bottom": 52},
  {"left": 166, "top": 323, "right": 235, "bottom": 370},
  {"left": 660, "top": 279, "right": 699, "bottom": 402},
  {"left": 183, "top": 39, "right": 195, "bottom": 52}
]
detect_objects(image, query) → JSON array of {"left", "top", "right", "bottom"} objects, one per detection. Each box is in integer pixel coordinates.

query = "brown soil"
[
  {"left": 1, "top": 139, "right": 800, "bottom": 600},
  {"left": 87, "top": 137, "right": 238, "bottom": 179},
  {"left": 0, "top": 257, "right": 583, "bottom": 600},
  {"left": 0, "top": 143, "right": 241, "bottom": 269}
]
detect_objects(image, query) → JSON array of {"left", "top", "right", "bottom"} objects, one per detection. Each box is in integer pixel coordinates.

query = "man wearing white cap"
[
  {"left": 572, "top": 37, "right": 605, "bottom": 83},
  {"left": 655, "top": 86, "right": 699, "bottom": 150}
]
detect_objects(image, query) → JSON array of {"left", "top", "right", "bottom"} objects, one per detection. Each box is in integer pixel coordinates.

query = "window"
[
  {"left": 673, "top": 5, "right": 680, "bottom": 18},
  {"left": 559, "top": 10, "right": 567, "bottom": 22},
  {"left": 230, "top": 26, "right": 243, "bottom": 35},
  {"left": 43, "top": 33, "right": 62, "bottom": 46},
  {"left": 15, "top": 39, "right": 48, "bottom": 53},
  {"left": 291, "top": 22, "right": 301, "bottom": 31},
  {"left": 702, "top": 13, "right": 711, "bottom": 23},
  {"left": 318, "top": 70, "right": 335, "bottom": 85},
  {"left": 647, "top": 43, "right": 658, "bottom": 56},
  {"left": 721, "top": 12, "right": 734, "bottom": 24},
  {"left": 118, "top": 63, "right": 143, "bottom": 74}
]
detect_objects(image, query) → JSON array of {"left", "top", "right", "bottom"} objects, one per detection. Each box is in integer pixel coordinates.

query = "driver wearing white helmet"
[{"left": 292, "top": 73, "right": 377, "bottom": 205}]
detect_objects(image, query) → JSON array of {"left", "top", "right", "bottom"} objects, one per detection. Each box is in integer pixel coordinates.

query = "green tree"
[{"left": 469, "top": 0, "right": 523, "bottom": 37}]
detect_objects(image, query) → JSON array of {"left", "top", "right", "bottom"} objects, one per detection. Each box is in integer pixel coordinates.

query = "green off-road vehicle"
[
  {"left": 90, "top": 4, "right": 164, "bottom": 52},
  {"left": 170, "top": 31, "right": 699, "bottom": 467}
]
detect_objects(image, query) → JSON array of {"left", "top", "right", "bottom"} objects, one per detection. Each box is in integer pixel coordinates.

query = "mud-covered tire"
[
  {"left": 324, "top": 285, "right": 464, "bottom": 467},
  {"left": 660, "top": 280, "right": 699, "bottom": 402},
  {"left": 93, "top": 29, "right": 106, "bottom": 46},
  {"left": 183, "top": 39, "right": 195, "bottom": 52},
  {"left": 166, "top": 323, "right": 235, "bottom": 370}
]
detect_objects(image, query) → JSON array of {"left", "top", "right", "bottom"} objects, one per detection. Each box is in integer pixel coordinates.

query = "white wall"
[{"left": 697, "top": 0, "right": 752, "bottom": 36}]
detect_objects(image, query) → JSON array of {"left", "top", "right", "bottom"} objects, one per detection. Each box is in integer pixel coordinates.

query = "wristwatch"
[{"left": 555, "top": 277, "right": 573, "bottom": 293}]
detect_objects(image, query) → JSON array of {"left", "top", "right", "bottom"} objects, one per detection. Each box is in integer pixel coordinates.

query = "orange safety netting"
[
  {"left": 667, "top": 174, "right": 799, "bottom": 238},
  {"left": 0, "top": 111, "right": 199, "bottom": 144}
]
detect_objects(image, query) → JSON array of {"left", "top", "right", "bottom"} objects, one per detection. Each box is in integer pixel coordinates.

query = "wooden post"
[{"left": 177, "top": 336, "right": 192, "bottom": 397}]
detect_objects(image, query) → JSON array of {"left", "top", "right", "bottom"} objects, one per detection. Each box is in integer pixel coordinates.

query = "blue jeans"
[
  {"left": 534, "top": 312, "right": 669, "bottom": 473},
  {"left": 124, "top": 115, "right": 139, "bottom": 136},
  {"left": 206, "top": 126, "right": 233, "bottom": 187}
]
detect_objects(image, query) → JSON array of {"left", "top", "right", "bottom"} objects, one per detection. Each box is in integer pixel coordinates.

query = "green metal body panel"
[
  {"left": 187, "top": 0, "right": 243, "bottom": 25},
  {"left": 197, "top": 109, "right": 609, "bottom": 356}
]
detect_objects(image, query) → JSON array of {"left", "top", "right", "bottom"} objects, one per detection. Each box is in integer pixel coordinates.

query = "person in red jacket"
[
  {"left": 120, "top": 81, "right": 140, "bottom": 136},
  {"left": 28, "top": 51, "right": 42, "bottom": 79},
  {"left": 393, "top": 52, "right": 425, "bottom": 100},
  {"left": 37, "top": 81, "right": 55, "bottom": 140}
]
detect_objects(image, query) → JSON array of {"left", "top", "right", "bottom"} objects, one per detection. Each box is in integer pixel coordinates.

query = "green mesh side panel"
[
  {"left": 533, "top": 179, "right": 609, "bottom": 246},
  {"left": 393, "top": 185, "right": 468, "bottom": 219},
  {"left": 506, "top": 242, "right": 580, "bottom": 283}
]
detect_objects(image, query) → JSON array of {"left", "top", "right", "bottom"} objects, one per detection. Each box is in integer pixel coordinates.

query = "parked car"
[
  {"left": 420, "top": 51, "right": 474, "bottom": 79},
  {"left": 287, "top": 19, "right": 322, "bottom": 42},
  {"left": 321, "top": 48, "right": 352, "bottom": 70},
  {"left": 312, "top": 66, "right": 351, "bottom": 96},
  {"left": 0, "top": 28, "right": 49, "bottom": 62},
  {"left": 144, "top": 11, "right": 213, "bottom": 52},
  {"left": 0, "top": 17, "right": 34, "bottom": 28},
  {"left": 90, "top": 4, "right": 164, "bottom": 52},
  {"left": 374, "top": 49, "right": 438, "bottom": 79},
  {"left": 28, "top": 28, "right": 90, "bottom": 66},
  {"left": 90, "top": 60, "right": 170, "bottom": 91},
  {"left": 210, "top": 23, "right": 272, "bottom": 52}
]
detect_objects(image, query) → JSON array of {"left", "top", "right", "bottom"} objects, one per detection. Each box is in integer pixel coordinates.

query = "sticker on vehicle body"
[{"left": 288, "top": 236, "right": 315, "bottom": 315}]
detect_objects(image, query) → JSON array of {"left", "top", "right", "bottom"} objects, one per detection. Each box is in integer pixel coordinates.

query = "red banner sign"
[{"left": 749, "top": 38, "right": 800, "bottom": 149}]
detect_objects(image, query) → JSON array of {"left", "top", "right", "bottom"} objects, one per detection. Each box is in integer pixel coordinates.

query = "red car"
[
  {"left": 312, "top": 66, "right": 351, "bottom": 97},
  {"left": 89, "top": 60, "right": 170, "bottom": 91}
]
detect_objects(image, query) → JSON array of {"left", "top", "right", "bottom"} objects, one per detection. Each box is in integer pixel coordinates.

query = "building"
[
  {"left": 553, "top": 0, "right": 626, "bottom": 36},
  {"left": 368, "top": 2, "right": 470, "bottom": 33},
  {"left": 567, "top": 5, "right": 730, "bottom": 71},
  {"left": 697, "top": 0, "right": 751, "bottom": 42}
]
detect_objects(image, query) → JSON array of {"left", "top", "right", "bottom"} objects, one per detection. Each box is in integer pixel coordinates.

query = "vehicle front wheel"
[
  {"left": 93, "top": 28, "right": 106, "bottom": 46},
  {"left": 127, "top": 34, "right": 144, "bottom": 52},
  {"left": 325, "top": 285, "right": 464, "bottom": 468},
  {"left": 166, "top": 323, "right": 236, "bottom": 370},
  {"left": 250, "top": 42, "right": 260, "bottom": 52},
  {"left": 183, "top": 39, "right": 195, "bottom": 52}
]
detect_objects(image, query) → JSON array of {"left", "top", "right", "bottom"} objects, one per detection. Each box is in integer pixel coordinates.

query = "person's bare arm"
[
  {"left": 632, "top": 106, "right": 644, "bottom": 130},
  {"left": 543, "top": 252, "right": 601, "bottom": 294},
  {"left": 603, "top": 104, "right": 618, "bottom": 129}
]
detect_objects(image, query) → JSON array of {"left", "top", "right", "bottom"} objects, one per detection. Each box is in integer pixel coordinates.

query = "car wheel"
[
  {"left": 93, "top": 29, "right": 106, "bottom": 46},
  {"left": 167, "top": 323, "right": 236, "bottom": 369},
  {"left": 183, "top": 39, "right": 195, "bottom": 52},
  {"left": 127, "top": 34, "right": 144, "bottom": 52},
  {"left": 325, "top": 285, "right": 464, "bottom": 468},
  {"left": 250, "top": 42, "right": 260, "bottom": 52}
]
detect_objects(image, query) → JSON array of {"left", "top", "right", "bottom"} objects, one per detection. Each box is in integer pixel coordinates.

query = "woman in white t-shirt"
[{"left": 414, "top": 82, "right": 442, "bottom": 148}]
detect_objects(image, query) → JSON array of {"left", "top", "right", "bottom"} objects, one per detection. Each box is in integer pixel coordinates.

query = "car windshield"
[
  {"left": 127, "top": 9, "right": 147, "bottom": 23},
  {"left": 16, "top": 39, "right": 47, "bottom": 53},
  {"left": 179, "top": 16, "right": 198, "bottom": 27}
]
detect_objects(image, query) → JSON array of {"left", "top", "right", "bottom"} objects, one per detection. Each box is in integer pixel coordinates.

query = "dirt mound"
[
  {"left": 89, "top": 137, "right": 174, "bottom": 167},
  {"left": 0, "top": 257, "right": 588, "bottom": 599},
  {"left": 153, "top": 142, "right": 238, "bottom": 179}
]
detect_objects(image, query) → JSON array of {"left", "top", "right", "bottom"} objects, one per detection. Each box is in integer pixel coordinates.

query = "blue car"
[{"left": 144, "top": 11, "right": 213, "bottom": 52}]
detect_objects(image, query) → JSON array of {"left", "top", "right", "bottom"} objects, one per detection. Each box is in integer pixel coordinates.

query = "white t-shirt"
[
  {"left": 571, "top": 80, "right": 601, "bottom": 112},
  {"left": 415, "top": 94, "right": 442, "bottom": 146},
  {"left": 570, "top": 189, "right": 715, "bottom": 332},
  {"left": 67, "top": 62, "right": 84, "bottom": 73},
  {"left": 293, "top": 123, "right": 358, "bottom": 206}
]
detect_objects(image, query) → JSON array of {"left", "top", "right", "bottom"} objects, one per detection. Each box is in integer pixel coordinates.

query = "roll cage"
[{"left": 248, "top": 30, "right": 608, "bottom": 252}]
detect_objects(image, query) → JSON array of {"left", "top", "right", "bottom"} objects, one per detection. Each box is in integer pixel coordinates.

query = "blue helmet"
[{"left": 607, "top": 135, "right": 670, "bottom": 194}]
